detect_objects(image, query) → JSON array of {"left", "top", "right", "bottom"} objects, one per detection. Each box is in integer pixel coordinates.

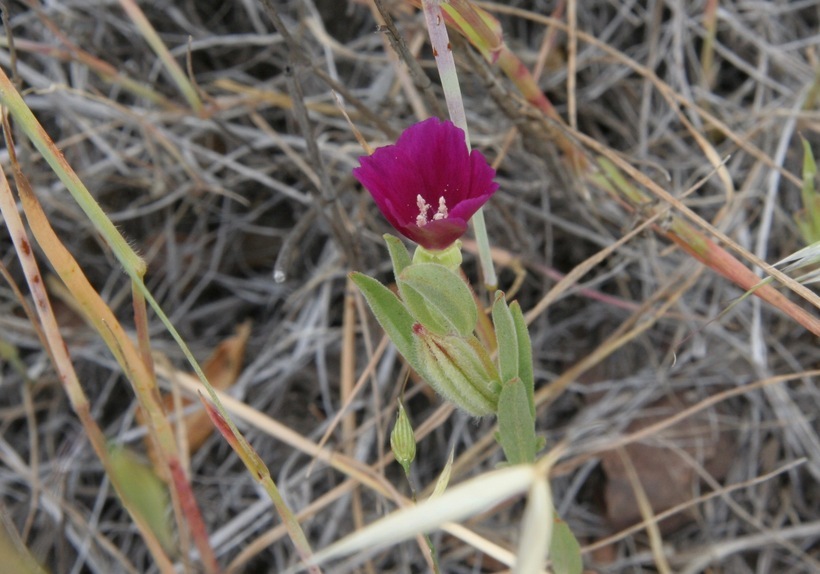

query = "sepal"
[
  {"left": 411, "top": 241, "right": 463, "bottom": 270},
  {"left": 384, "top": 234, "right": 412, "bottom": 279},
  {"left": 510, "top": 300, "right": 535, "bottom": 419},
  {"left": 491, "top": 291, "right": 519, "bottom": 385}
]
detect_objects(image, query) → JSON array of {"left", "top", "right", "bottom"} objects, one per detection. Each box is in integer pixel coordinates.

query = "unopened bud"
[
  {"left": 390, "top": 402, "right": 416, "bottom": 473},
  {"left": 413, "top": 324, "right": 500, "bottom": 417}
]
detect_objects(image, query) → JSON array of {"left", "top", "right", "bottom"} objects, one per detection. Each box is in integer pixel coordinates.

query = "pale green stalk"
[
  {"left": 421, "top": 0, "right": 496, "bottom": 287},
  {"left": 0, "top": 66, "right": 145, "bottom": 277}
]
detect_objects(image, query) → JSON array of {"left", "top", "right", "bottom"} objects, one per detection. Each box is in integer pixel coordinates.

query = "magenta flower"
[{"left": 353, "top": 118, "right": 499, "bottom": 251}]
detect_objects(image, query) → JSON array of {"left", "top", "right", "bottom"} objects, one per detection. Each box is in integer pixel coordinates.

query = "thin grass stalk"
[
  {"left": 700, "top": 0, "right": 719, "bottom": 89},
  {"left": 591, "top": 156, "right": 820, "bottom": 336},
  {"left": 340, "top": 279, "right": 374, "bottom": 574},
  {"left": 371, "top": 0, "right": 446, "bottom": 119},
  {"left": 411, "top": 2, "right": 820, "bottom": 334},
  {"left": 199, "top": 400, "right": 321, "bottom": 574},
  {"left": 1, "top": 119, "right": 220, "bottom": 572},
  {"left": 617, "top": 448, "right": 672, "bottom": 574},
  {"left": 132, "top": 248, "right": 318, "bottom": 568},
  {"left": 117, "top": 0, "right": 203, "bottom": 113},
  {"left": 131, "top": 288, "right": 199, "bottom": 568},
  {"left": 0, "top": 66, "right": 145, "bottom": 276},
  {"left": 483, "top": 5, "right": 820, "bottom": 322},
  {"left": 0, "top": 62, "right": 316, "bottom": 567},
  {"left": 408, "top": 0, "right": 586, "bottom": 170},
  {"left": 13, "top": 173, "right": 221, "bottom": 574}
]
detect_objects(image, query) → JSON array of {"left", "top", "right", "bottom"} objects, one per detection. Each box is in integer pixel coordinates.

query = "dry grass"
[{"left": 0, "top": 0, "right": 819, "bottom": 572}]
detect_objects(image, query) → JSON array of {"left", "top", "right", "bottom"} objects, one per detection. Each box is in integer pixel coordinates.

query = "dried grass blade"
[
  {"left": 0, "top": 155, "right": 176, "bottom": 573},
  {"left": 117, "top": 0, "right": 203, "bottom": 112}
]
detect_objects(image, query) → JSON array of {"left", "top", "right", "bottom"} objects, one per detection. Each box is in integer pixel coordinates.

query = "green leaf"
[
  {"left": 550, "top": 516, "right": 583, "bottom": 574},
  {"left": 496, "top": 377, "right": 538, "bottom": 464},
  {"left": 510, "top": 300, "right": 535, "bottom": 419},
  {"left": 350, "top": 272, "right": 417, "bottom": 368},
  {"left": 108, "top": 445, "right": 175, "bottom": 554},
  {"left": 492, "top": 291, "right": 518, "bottom": 385},
  {"left": 398, "top": 263, "right": 477, "bottom": 337},
  {"left": 799, "top": 138, "right": 820, "bottom": 244},
  {"left": 384, "top": 234, "right": 412, "bottom": 279}
]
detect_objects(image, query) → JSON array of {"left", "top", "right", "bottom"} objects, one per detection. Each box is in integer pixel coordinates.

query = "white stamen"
[
  {"left": 416, "top": 194, "right": 430, "bottom": 226},
  {"left": 432, "top": 196, "right": 448, "bottom": 221}
]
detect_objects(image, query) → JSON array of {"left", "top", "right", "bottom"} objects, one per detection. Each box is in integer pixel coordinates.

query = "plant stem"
[{"left": 421, "top": 0, "right": 496, "bottom": 287}]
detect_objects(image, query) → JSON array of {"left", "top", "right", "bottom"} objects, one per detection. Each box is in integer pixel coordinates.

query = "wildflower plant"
[
  {"left": 349, "top": 116, "right": 580, "bottom": 571},
  {"left": 347, "top": 3, "right": 583, "bottom": 568},
  {"left": 351, "top": 118, "right": 541, "bottom": 450}
]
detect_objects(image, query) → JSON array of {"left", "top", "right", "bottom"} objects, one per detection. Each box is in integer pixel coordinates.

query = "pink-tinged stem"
[
  {"left": 407, "top": 0, "right": 820, "bottom": 333},
  {"left": 408, "top": 0, "right": 586, "bottom": 171},
  {"left": 168, "top": 460, "right": 220, "bottom": 574}
]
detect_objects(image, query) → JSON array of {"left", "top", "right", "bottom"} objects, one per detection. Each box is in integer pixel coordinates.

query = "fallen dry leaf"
[{"left": 600, "top": 394, "right": 734, "bottom": 534}]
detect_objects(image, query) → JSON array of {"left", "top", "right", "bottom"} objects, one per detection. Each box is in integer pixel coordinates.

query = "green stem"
[{"left": 0, "top": 66, "right": 145, "bottom": 277}]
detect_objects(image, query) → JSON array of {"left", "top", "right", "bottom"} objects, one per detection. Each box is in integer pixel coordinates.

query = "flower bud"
[
  {"left": 390, "top": 402, "right": 416, "bottom": 474},
  {"left": 413, "top": 324, "right": 500, "bottom": 417}
]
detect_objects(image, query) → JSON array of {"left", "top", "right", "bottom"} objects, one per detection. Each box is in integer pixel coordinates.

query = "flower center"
[{"left": 415, "top": 195, "right": 449, "bottom": 226}]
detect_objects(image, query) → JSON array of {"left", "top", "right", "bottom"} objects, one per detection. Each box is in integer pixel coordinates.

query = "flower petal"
[
  {"left": 354, "top": 118, "right": 498, "bottom": 250},
  {"left": 399, "top": 218, "right": 468, "bottom": 251}
]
